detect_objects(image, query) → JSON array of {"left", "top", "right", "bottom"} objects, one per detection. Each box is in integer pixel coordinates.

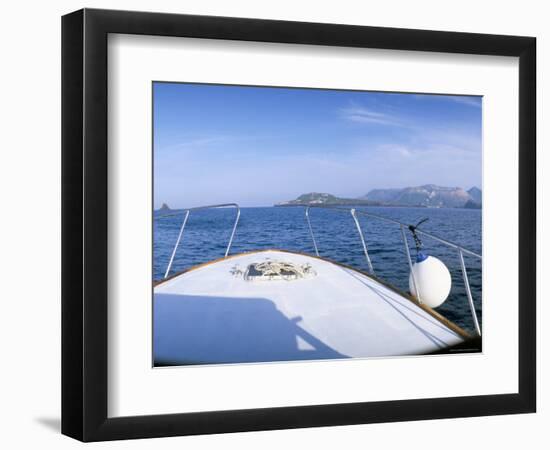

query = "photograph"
[{"left": 152, "top": 82, "right": 483, "bottom": 367}]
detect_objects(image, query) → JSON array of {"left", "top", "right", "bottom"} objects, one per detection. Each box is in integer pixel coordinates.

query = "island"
[{"left": 275, "top": 192, "right": 380, "bottom": 207}]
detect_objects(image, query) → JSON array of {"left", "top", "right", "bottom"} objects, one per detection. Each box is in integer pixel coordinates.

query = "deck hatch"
[{"left": 241, "top": 259, "right": 317, "bottom": 281}]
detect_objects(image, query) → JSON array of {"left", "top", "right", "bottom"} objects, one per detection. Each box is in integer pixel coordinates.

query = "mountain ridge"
[{"left": 276, "top": 185, "right": 482, "bottom": 208}]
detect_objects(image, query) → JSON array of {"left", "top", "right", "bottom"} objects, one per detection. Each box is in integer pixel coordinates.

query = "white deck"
[{"left": 154, "top": 250, "right": 464, "bottom": 365}]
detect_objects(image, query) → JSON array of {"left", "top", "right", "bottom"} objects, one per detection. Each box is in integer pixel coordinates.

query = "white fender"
[{"left": 409, "top": 254, "right": 452, "bottom": 308}]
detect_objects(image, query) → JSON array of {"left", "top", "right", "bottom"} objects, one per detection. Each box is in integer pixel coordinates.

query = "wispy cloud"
[
  {"left": 340, "top": 105, "right": 405, "bottom": 127},
  {"left": 414, "top": 94, "right": 482, "bottom": 108},
  {"left": 158, "top": 134, "right": 269, "bottom": 154},
  {"left": 443, "top": 96, "right": 482, "bottom": 108},
  {"left": 161, "top": 135, "right": 236, "bottom": 152}
]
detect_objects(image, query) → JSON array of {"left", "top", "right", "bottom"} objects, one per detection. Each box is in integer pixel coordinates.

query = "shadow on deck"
[{"left": 154, "top": 294, "right": 349, "bottom": 366}]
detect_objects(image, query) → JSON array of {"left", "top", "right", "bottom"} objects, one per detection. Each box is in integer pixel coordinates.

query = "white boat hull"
[{"left": 154, "top": 250, "right": 466, "bottom": 365}]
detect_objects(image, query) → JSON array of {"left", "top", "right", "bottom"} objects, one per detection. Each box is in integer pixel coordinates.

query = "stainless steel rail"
[
  {"left": 400, "top": 224, "right": 421, "bottom": 304},
  {"left": 303, "top": 204, "right": 481, "bottom": 335},
  {"left": 158, "top": 203, "right": 240, "bottom": 279},
  {"left": 351, "top": 208, "right": 374, "bottom": 274},
  {"left": 305, "top": 206, "right": 319, "bottom": 257},
  {"left": 353, "top": 208, "right": 481, "bottom": 259},
  {"left": 458, "top": 249, "right": 482, "bottom": 336},
  {"left": 157, "top": 202, "right": 481, "bottom": 335}
]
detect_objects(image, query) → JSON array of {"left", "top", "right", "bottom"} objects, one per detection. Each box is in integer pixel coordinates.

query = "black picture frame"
[{"left": 62, "top": 8, "right": 536, "bottom": 442}]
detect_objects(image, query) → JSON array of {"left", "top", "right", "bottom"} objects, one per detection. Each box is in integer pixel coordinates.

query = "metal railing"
[
  {"left": 158, "top": 203, "right": 240, "bottom": 279},
  {"left": 157, "top": 202, "right": 481, "bottom": 336},
  {"left": 303, "top": 205, "right": 482, "bottom": 336}
]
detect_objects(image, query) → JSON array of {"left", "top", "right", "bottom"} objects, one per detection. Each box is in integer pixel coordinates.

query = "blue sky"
[{"left": 154, "top": 82, "right": 481, "bottom": 208}]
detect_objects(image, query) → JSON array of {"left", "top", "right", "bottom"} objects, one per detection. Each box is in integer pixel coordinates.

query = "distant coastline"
[
  {"left": 274, "top": 202, "right": 438, "bottom": 209},
  {"left": 156, "top": 185, "right": 483, "bottom": 211},
  {"left": 275, "top": 185, "right": 482, "bottom": 209}
]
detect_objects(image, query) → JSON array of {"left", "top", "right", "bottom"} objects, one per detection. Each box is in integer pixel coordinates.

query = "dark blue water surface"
[{"left": 154, "top": 206, "right": 482, "bottom": 333}]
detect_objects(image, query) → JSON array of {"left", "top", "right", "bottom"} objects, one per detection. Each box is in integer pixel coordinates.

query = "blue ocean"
[{"left": 154, "top": 206, "right": 482, "bottom": 334}]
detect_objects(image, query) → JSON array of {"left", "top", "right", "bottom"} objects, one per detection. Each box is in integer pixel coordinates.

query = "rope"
[
  {"left": 408, "top": 218, "right": 429, "bottom": 253},
  {"left": 236, "top": 260, "right": 316, "bottom": 281}
]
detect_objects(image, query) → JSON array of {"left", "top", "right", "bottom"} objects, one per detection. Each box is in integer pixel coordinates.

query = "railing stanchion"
[
  {"left": 351, "top": 209, "right": 374, "bottom": 274},
  {"left": 458, "top": 249, "right": 481, "bottom": 336},
  {"left": 164, "top": 210, "right": 189, "bottom": 279},
  {"left": 225, "top": 207, "right": 240, "bottom": 257},
  {"left": 401, "top": 225, "right": 421, "bottom": 303},
  {"left": 305, "top": 206, "right": 320, "bottom": 256},
  {"left": 160, "top": 203, "right": 240, "bottom": 278}
]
